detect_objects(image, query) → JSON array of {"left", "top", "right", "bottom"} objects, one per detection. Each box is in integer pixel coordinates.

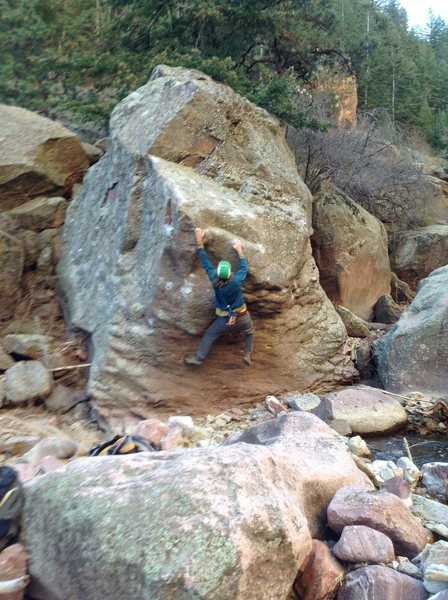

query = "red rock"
[
  {"left": 132, "top": 419, "right": 169, "bottom": 448},
  {"left": 327, "top": 486, "right": 433, "bottom": 558},
  {"left": 294, "top": 540, "right": 345, "bottom": 600},
  {"left": 380, "top": 476, "right": 412, "bottom": 502},
  {"left": 337, "top": 565, "right": 428, "bottom": 599},
  {"left": 332, "top": 525, "right": 395, "bottom": 564},
  {"left": 38, "top": 456, "right": 65, "bottom": 474},
  {"left": 13, "top": 463, "right": 37, "bottom": 483},
  {"left": 160, "top": 426, "right": 184, "bottom": 450},
  {"left": 0, "top": 543, "right": 28, "bottom": 600},
  {"left": 421, "top": 463, "right": 448, "bottom": 502}
]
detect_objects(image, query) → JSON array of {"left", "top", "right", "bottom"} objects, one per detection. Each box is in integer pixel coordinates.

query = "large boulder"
[
  {"left": 389, "top": 225, "right": 448, "bottom": 290},
  {"left": 373, "top": 266, "right": 448, "bottom": 397},
  {"left": 312, "top": 183, "right": 391, "bottom": 321},
  {"left": 0, "top": 105, "right": 88, "bottom": 210},
  {"left": 313, "top": 386, "right": 407, "bottom": 435},
  {"left": 24, "top": 413, "right": 371, "bottom": 600},
  {"left": 57, "top": 66, "right": 352, "bottom": 422}
]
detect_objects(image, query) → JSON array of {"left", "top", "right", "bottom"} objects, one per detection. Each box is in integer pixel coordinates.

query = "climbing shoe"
[
  {"left": 184, "top": 354, "right": 203, "bottom": 366},
  {"left": 242, "top": 354, "right": 251, "bottom": 366}
]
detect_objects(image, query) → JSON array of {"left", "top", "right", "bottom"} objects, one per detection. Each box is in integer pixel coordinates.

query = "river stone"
[
  {"left": 313, "top": 386, "right": 407, "bottom": 435},
  {"left": 389, "top": 225, "right": 448, "bottom": 290},
  {"left": 424, "top": 565, "right": 448, "bottom": 595},
  {"left": 421, "top": 463, "right": 448, "bottom": 502},
  {"left": 411, "top": 494, "right": 448, "bottom": 536},
  {"left": 0, "top": 231, "right": 25, "bottom": 320},
  {"left": 0, "top": 104, "right": 88, "bottom": 210},
  {"left": 370, "top": 460, "right": 404, "bottom": 485},
  {"left": 24, "top": 412, "right": 371, "bottom": 600},
  {"left": 279, "top": 392, "right": 321, "bottom": 412},
  {"left": 419, "top": 541, "right": 448, "bottom": 571},
  {"left": 7, "top": 197, "right": 67, "bottom": 231},
  {"left": 428, "top": 592, "right": 448, "bottom": 600},
  {"left": 57, "top": 65, "right": 352, "bottom": 423},
  {"left": 328, "top": 486, "right": 433, "bottom": 558},
  {"left": 373, "top": 265, "right": 448, "bottom": 397},
  {"left": 335, "top": 306, "right": 370, "bottom": 337},
  {"left": 3, "top": 335, "right": 53, "bottom": 360},
  {"left": 332, "top": 525, "right": 395, "bottom": 564},
  {"left": 5, "top": 361, "right": 53, "bottom": 404},
  {"left": 0, "top": 543, "right": 28, "bottom": 600},
  {"left": 380, "top": 477, "right": 412, "bottom": 505},
  {"left": 294, "top": 539, "right": 345, "bottom": 600},
  {"left": 397, "top": 457, "right": 422, "bottom": 488},
  {"left": 312, "top": 182, "right": 391, "bottom": 321},
  {"left": 0, "top": 346, "right": 14, "bottom": 371},
  {"left": 337, "top": 565, "right": 429, "bottom": 600},
  {"left": 347, "top": 436, "right": 371, "bottom": 458},
  {"left": 374, "top": 294, "right": 402, "bottom": 324}
]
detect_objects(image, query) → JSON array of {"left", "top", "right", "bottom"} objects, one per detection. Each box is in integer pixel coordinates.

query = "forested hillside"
[{"left": 1, "top": 0, "right": 448, "bottom": 149}]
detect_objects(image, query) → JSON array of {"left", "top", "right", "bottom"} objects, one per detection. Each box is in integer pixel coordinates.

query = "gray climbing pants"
[{"left": 196, "top": 312, "right": 255, "bottom": 360}]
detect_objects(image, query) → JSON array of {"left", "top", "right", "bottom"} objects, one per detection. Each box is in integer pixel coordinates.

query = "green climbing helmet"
[{"left": 217, "top": 260, "right": 232, "bottom": 279}]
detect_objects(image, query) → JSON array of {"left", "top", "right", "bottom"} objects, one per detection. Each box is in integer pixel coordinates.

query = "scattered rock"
[
  {"left": 380, "top": 477, "right": 412, "bottom": 506},
  {"left": 167, "top": 416, "right": 195, "bottom": 437},
  {"left": 23, "top": 437, "right": 78, "bottom": 466},
  {"left": 314, "top": 386, "right": 407, "bottom": 435},
  {"left": 424, "top": 565, "right": 448, "bottom": 595},
  {"left": 0, "top": 543, "right": 28, "bottom": 600},
  {"left": 335, "top": 306, "right": 370, "bottom": 337},
  {"left": 347, "top": 436, "right": 371, "bottom": 458},
  {"left": 7, "top": 196, "right": 67, "bottom": 231},
  {"left": 370, "top": 459, "right": 404, "bottom": 485},
  {"left": 279, "top": 392, "right": 321, "bottom": 412},
  {"left": 3, "top": 334, "right": 53, "bottom": 360},
  {"left": 294, "top": 539, "right": 345, "bottom": 600},
  {"left": 328, "top": 486, "right": 433, "bottom": 557},
  {"left": 0, "top": 346, "right": 14, "bottom": 371},
  {"left": 5, "top": 361, "right": 53, "bottom": 404},
  {"left": 159, "top": 426, "right": 184, "bottom": 451},
  {"left": 332, "top": 525, "right": 395, "bottom": 564},
  {"left": 394, "top": 561, "right": 423, "bottom": 579},
  {"left": 421, "top": 463, "right": 448, "bottom": 502},
  {"left": 411, "top": 495, "right": 448, "bottom": 539},
  {"left": 374, "top": 294, "right": 402, "bottom": 324},
  {"left": 264, "top": 395, "right": 288, "bottom": 416},
  {"left": 0, "top": 436, "right": 40, "bottom": 457},
  {"left": 337, "top": 565, "right": 428, "bottom": 599},
  {"left": 133, "top": 419, "right": 169, "bottom": 447},
  {"left": 44, "top": 386, "right": 85, "bottom": 414},
  {"left": 397, "top": 457, "right": 422, "bottom": 488}
]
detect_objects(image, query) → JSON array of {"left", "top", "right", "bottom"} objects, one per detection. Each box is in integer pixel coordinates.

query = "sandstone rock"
[
  {"left": 312, "top": 182, "right": 391, "bottom": 321},
  {"left": 374, "top": 294, "right": 402, "bottom": 324},
  {"left": 159, "top": 426, "right": 184, "bottom": 451},
  {"left": 328, "top": 486, "right": 433, "bottom": 557},
  {"left": 328, "top": 419, "right": 352, "bottom": 436},
  {"left": 38, "top": 456, "right": 66, "bottom": 474},
  {"left": 132, "top": 419, "right": 169, "bottom": 447},
  {"left": 335, "top": 306, "right": 370, "bottom": 337},
  {"left": 419, "top": 542, "right": 448, "bottom": 572},
  {"left": 397, "top": 457, "right": 422, "bottom": 488},
  {"left": 264, "top": 395, "right": 288, "bottom": 416},
  {"left": 279, "top": 392, "right": 321, "bottom": 412},
  {"left": 421, "top": 463, "right": 448, "bottom": 502},
  {"left": 314, "top": 386, "right": 407, "bottom": 435},
  {"left": 24, "top": 413, "right": 371, "bottom": 600},
  {"left": 12, "top": 463, "right": 38, "bottom": 484},
  {"left": 347, "top": 436, "right": 371, "bottom": 458},
  {"left": 293, "top": 540, "right": 345, "bottom": 600},
  {"left": 337, "top": 565, "right": 428, "bottom": 599},
  {"left": 1, "top": 436, "right": 40, "bottom": 456},
  {"left": 3, "top": 335, "right": 53, "bottom": 360},
  {"left": 5, "top": 361, "right": 53, "bottom": 404},
  {"left": 380, "top": 477, "right": 412, "bottom": 505},
  {"left": 0, "top": 543, "right": 28, "bottom": 600},
  {"left": 0, "top": 231, "right": 25, "bottom": 320},
  {"left": 373, "top": 266, "right": 448, "bottom": 397},
  {"left": 44, "top": 386, "right": 85, "bottom": 414},
  {"left": 23, "top": 437, "right": 78, "bottom": 466},
  {"left": 7, "top": 196, "right": 67, "bottom": 231},
  {"left": 57, "top": 65, "right": 352, "bottom": 422},
  {"left": 167, "top": 416, "right": 195, "bottom": 437},
  {"left": 0, "top": 346, "right": 14, "bottom": 371},
  {"left": 0, "top": 104, "right": 88, "bottom": 210},
  {"left": 332, "top": 525, "right": 395, "bottom": 564},
  {"left": 389, "top": 225, "right": 448, "bottom": 290}
]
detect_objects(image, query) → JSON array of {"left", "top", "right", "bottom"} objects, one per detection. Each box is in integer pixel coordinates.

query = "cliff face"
[{"left": 58, "top": 66, "right": 354, "bottom": 426}]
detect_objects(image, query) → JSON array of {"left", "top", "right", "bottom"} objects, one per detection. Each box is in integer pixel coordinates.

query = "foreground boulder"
[
  {"left": 328, "top": 486, "right": 433, "bottom": 557},
  {"left": 312, "top": 183, "right": 391, "bottom": 321},
  {"left": 58, "top": 66, "right": 352, "bottom": 421},
  {"left": 313, "top": 386, "right": 407, "bottom": 435},
  {"left": 373, "top": 266, "right": 448, "bottom": 397},
  {"left": 389, "top": 225, "right": 448, "bottom": 290},
  {"left": 0, "top": 105, "right": 88, "bottom": 210},
  {"left": 337, "top": 565, "right": 428, "bottom": 600},
  {"left": 24, "top": 413, "right": 371, "bottom": 600}
]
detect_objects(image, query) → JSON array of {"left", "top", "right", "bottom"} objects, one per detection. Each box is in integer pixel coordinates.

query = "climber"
[{"left": 184, "top": 228, "right": 255, "bottom": 367}]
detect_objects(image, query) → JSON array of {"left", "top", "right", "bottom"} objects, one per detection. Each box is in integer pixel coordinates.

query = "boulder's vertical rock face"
[
  {"left": 58, "top": 65, "right": 351, "bottom": 420},
  {"left": 0, "top": 105, "right": 88, "bottom": 210},
  {"left": 373, "top": 265, "right": 448, "bottom": 397},
  {"left": 312, "top": 183, "right": 391, "bottom": 321}
]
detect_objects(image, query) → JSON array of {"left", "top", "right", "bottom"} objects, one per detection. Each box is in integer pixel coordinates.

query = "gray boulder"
[
  {"left": 24, "top": 413, "right": 371, "bottom": 600},
  {"left": 373, "top": 266, "right": 448, "bottom": 397},
  {"left": 374, "top": 294, "right": 402, "bottom": 324},
  {"left": 5, "top": 361, "right": 53, "bottom": 404},
  {"left": 57, "top": 66, "right": 352, "bottom": 424},
  {"left": 337, "top": 566, "right": 428, "bottom": 599},
  {"left": 3, "top": 334, "right": 53, "bottom": 360}
]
